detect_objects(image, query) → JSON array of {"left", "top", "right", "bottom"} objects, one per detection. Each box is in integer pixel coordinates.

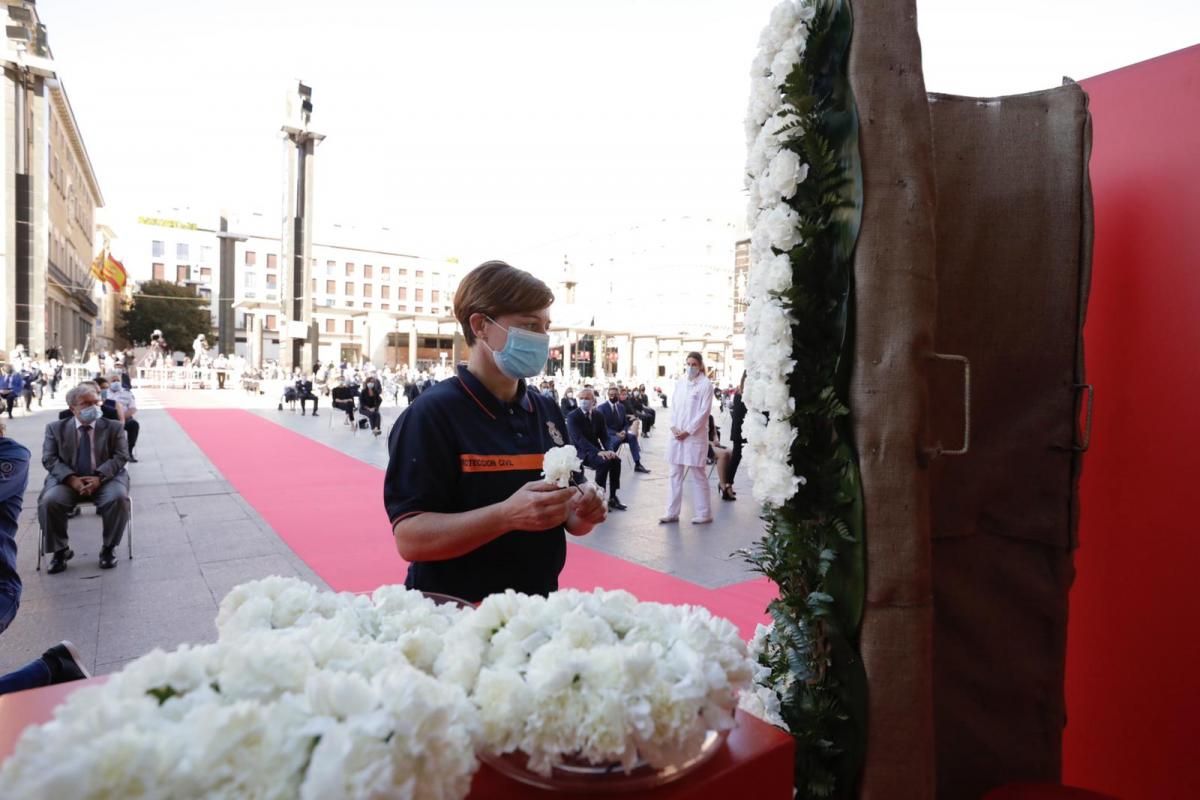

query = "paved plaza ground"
[{"left": 0, "top": 384, "right": 768, "bottom": 677}]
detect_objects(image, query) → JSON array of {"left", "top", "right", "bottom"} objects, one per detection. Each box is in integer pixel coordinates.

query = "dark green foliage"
[
  {"left": 117, "top": 280, "right": 213, "bottom": 348},
  {"left": 738, "top": 2, "right": 866, "bottom": 797}
]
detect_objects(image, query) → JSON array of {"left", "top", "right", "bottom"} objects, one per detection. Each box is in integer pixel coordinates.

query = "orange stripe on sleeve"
[{"left": 459, "top": 453, "right": 544, "bottom": 473}]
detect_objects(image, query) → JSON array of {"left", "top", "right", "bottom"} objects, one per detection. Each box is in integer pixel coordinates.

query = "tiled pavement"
[{"left": 0, "top": 385, "right": 765, "bottom": 677}]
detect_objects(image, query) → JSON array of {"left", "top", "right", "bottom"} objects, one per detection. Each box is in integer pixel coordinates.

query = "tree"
[{"left": 117, "top": 280, "right": 213, "bottom": 348}]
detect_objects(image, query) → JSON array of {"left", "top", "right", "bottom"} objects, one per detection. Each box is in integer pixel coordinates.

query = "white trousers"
[{"left": 665, "top": 463, "right": 711, "bottom": 521}]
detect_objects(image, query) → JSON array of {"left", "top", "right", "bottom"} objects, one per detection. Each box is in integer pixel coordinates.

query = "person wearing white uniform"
[{"left": 660, "top": 351, "right": 713, "bottom": 525}]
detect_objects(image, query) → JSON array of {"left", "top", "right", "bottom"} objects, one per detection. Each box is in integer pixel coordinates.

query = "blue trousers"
[
  {"left": 0, "top": 593, "right": 52, "bottom": 696},
  {"left": 612, "top": 429, "right": 642, "bottom": 465}
]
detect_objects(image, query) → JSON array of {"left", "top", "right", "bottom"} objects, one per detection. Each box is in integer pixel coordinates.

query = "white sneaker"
[
  {"left": 691, "top": 517, "right": 713, "bottom": 525},
  {"left": 658, "top": 515, "right": 679, "bottom": 524}
]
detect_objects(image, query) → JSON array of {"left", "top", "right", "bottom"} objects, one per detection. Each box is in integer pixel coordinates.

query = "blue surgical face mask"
[
  {"left": 579, "top": 398, "right": 594, "bottom": 412},
  {"left": 100, "top": 389, "right": 109, "bottom": 400},
  {"left": 687, "top": 366, "right": 700, "bottom": 379},
  {"left": 78, "top": 404, "right": 102, "bottom": 423},
  {"left": 483, "top": 316, "right": 550, "bottom": 380}
]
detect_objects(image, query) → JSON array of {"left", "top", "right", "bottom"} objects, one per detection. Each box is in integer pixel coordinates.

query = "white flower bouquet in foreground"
[
  {"left": 0, "top": 579, "right": 478, "bottom": 800},
  {"left": 0, "top": 579, "right": 757, "bottom": 797},
  {"left": 436, "top": 588, "right": 754, "bottom": 776}
]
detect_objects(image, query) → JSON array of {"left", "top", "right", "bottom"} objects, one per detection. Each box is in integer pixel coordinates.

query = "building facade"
[
  {"left": 1, "top": 3, "right": 104, "bottom": 361},
  {"left": 118, "top": 210, "right": 466, "bottom": 370}
]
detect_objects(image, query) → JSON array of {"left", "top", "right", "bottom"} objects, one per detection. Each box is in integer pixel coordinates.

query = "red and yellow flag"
[
  {"left": 103, "top": 252, "right": 127, "bottom": 293},
  {"left": 90, "top": 251, "right": 104, "bottom": 281}
]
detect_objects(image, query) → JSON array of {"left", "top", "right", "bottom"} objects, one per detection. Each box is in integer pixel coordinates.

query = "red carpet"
[{"left": 169, "top": 409, "right": 775, "bottom": 638}]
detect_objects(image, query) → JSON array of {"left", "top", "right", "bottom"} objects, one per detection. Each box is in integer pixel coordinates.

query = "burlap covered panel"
[
  {"left": 847, "top": 2, "right": 939, "bottom": 797},
  {"left": 927, "top": 85, "right": 1091, "bottom": 799}
]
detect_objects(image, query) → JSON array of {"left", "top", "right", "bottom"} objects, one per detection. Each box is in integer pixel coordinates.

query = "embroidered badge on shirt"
[
  {"left": 0, "top": 462, "right": 13, "bottom": 480},
  {"left": 546, "top": 422, "right": 564, "bottom": 446}
]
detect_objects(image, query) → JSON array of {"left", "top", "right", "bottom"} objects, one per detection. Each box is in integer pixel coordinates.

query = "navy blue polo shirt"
[
  {"left": 0, "top": 437, "right": 32, "bottom": 605},
  {"left": 383, "top": 365, "right": 574, "bottom": 602}
]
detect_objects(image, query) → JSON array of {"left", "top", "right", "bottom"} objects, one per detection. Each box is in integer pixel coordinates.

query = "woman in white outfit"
[{"left": 660, "top": 352, "right": 713, "bottom": 525}]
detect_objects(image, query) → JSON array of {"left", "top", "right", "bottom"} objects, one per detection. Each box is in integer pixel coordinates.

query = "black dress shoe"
[
  {"left": 99, "top": 547, "right": 117, "bottom": 569},
  {"left": 634, "top": 463, "right": 651, "bottom": 474},
  {"left": 48, "top": 548, "right": 73, "bottom": 574},
  {"left": 41, "top": 641, "right": 91, "bottom": 684},
  {"left": 607, "top": 497, "right": 628, "bottom": 511},
  {"left": 128, "top": 455, "right": 139, "bottom": 463}
]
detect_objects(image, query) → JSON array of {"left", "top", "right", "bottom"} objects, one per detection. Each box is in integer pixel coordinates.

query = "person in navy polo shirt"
[{"left": 384, "top": 260, "right": 607, "bottom": 602}]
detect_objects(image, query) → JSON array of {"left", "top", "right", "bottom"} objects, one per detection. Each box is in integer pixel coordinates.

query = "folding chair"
[{"left": 36, "top": 492, "right": 134, "bottom": 572}]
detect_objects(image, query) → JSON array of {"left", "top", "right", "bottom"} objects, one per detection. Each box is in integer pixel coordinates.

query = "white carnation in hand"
[{"left": 541, "top": 445, "right": 582, "bottom": 488}]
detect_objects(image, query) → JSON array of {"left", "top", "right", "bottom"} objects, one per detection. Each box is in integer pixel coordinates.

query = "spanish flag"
[
  {"left": 90, "top": 251, "right": 104, "bottom": 281},
  {"left": 103, "top": 252, "right": 127, "bottom": 293}
]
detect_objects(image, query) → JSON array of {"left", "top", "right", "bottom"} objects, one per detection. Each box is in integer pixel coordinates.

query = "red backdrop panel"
[{"left": 1068, "top": 45, "right": 1200, "bottom": 799}]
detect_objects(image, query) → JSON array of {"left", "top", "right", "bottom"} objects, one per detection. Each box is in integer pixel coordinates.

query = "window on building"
[
  {"left": 266, "top": 315, "right": 276, "bottom": 330},
  {"left": 398, "top": 268, "right": 407, "bottom": 277},
  {"left": 431, "top": 290, "right": 440, "bottom": 303},
  {"left": 415, "top": 306, "right": 424, "bottom": 314},
  {"left": 345, "top": 282, "right": 354, "bottom": 295},
  {"left": 398, "top": 305, "right": 407, "bottom": 312},
  {"left": 245, "top": 251, "right": 256, "bottom": 266},
  {"left": 415, "top": 270, "right": 424, "bottom": 279},
  {"left": 266, "top": 253, "right": 277, "bottom": 269},
  {"left": 345, "top": 262, "right": 354, "bottom": 276},
  {"left": 201, "top": 267, "right": 212, "bottom": 279},
  {"left": 346, "top": 300, "right": 355, "bottom": 308},
  {"left": 200, "top": 246, "right": 214, "bottom": 265},
  {"left": 152, "top": 240, "right": 165, "bottom": 258},
  {"left": 363, "top": 264, "right": 373, "bottom": 279},
  {"left": 244, "top": 272, "right": 256, "bottom": 288},
  {"left": 381, "top": 266, "right": 391, "bottom": 279},
  {"left": 311, "top": 278, "right": 316, "bottom": 291},
  {"left": 363, "top": 284, "right": 372, "bottom": 298},
  {"left": 152, "top": 263, "right": 165, "bottom": 280},
  {"left": 266, "top": 273, "right": 278, "bottom": 289},
  {"left": 363, "top": 302, "right": 372, "bottom": 309},
  {"left": 176, "top": 265, "right": 189, "bottom": 283},
  {"left": 325, "top": 280, "right": 336, "bottom": 293},
  {"left": 326, "top": 260, "right": 336, "bottom": 274},
  {"left": 344, "top": 320, "right": 353, "bottom": 334},
  {"left": 325, "top": 319, "right": 335, "bottom": 333},
  {"left": 398, "top": 287, "right": 407, "bottom": 300},
  {"left": 177, "top": 243, "right": 190, "bottom": 261},
  {"left": 415, "top": 288, "right": 424, "bottom": 302},
  {"left": 381, "top": 285, "right": 390, "bottom": 299},
  {"left": 381, "top": 303, "right": 390, "bottom": 311}
]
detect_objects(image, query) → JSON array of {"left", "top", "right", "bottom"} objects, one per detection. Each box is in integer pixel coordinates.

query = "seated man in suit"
[
  {"left": 39, "top": 384, "right": 131, "bottom": 573},
  {"left": 565, "top": 388, "right": 626, "bottom": 511},
  {"left": 331, "top": 377, "right": 358, "bottom": 425},
  {"left": 599, "top": 386, "right": 650, "bottom": 474},
  {"left": 630, "top": 385, "right": 656, "bottom": 437},
  {"left": 296, "top": 372, "right": 319, "bottom": 416}
]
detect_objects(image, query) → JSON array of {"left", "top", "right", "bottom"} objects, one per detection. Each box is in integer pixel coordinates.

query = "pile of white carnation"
[
  {"left": 435, "top": 589, "right": 754, "bottom": 776},
  {"left": 0, "top": 578, "right": 477, "bottom": 800},
  {"left": 0, "top": 579, "right": 758, "bottom": 798}
]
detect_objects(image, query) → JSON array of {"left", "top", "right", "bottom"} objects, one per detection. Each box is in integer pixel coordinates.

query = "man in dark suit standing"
[
  {"left": 39, "top": 384, "right": 130, "bottom": 573},
  {"left": 599, "top": 386, "right": 649, "bottom": 473},
  {"left": 565, "top": 388, "right": 626, "bottom": 511}
]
